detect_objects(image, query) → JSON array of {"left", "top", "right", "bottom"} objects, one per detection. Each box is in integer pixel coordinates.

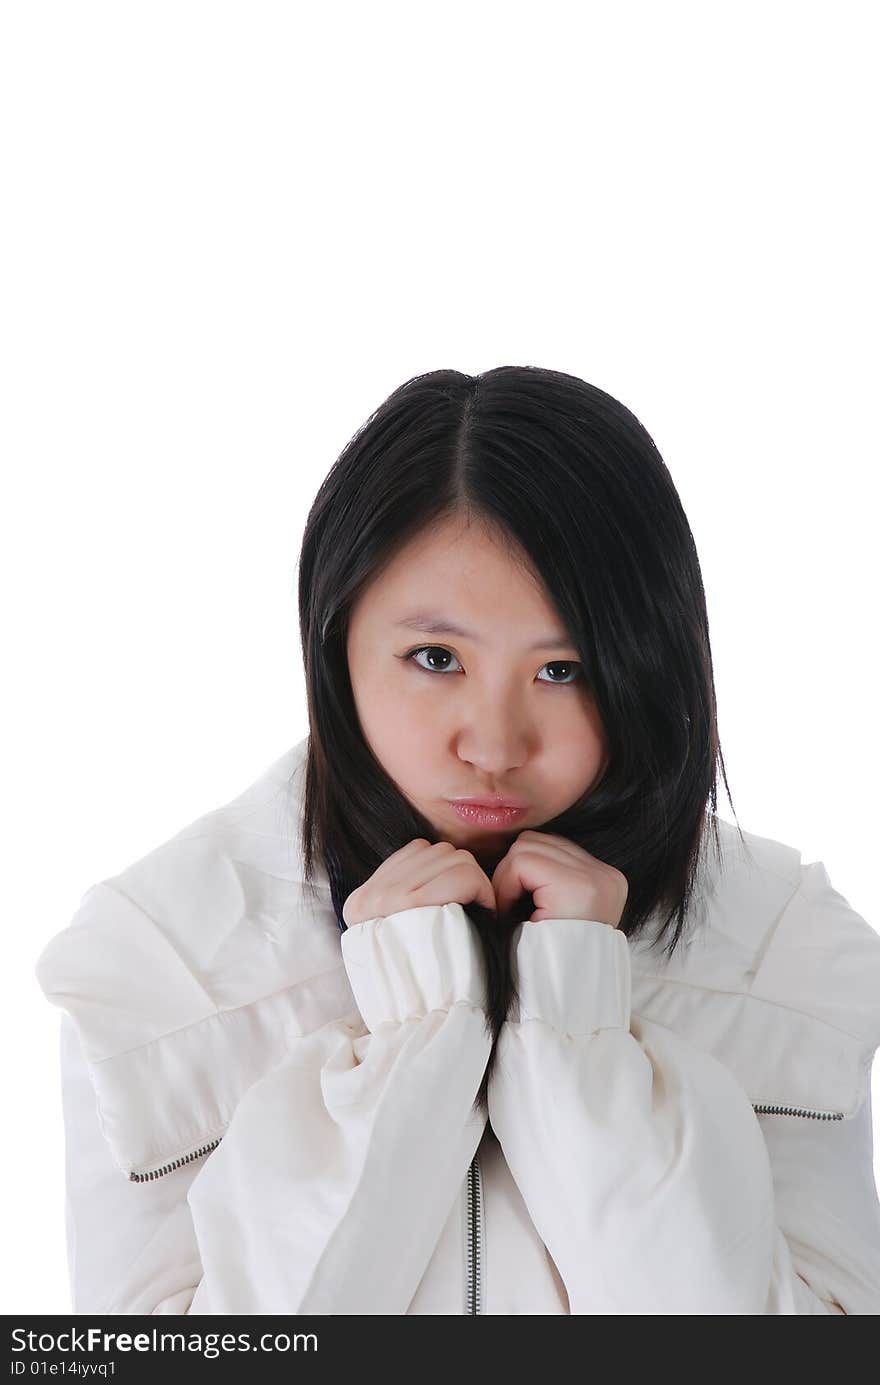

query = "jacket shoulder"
[
  {"left": 34, "top": 735, "right": 358, "bottom": 1177},
  {"left": 630, "top": 816, "right": 880, "bottom": 1120}
]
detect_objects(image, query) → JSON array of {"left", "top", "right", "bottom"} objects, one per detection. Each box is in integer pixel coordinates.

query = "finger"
[
  {"left": 513, "top": 830, "right": 590, "bottom": 865},
  {"left": 475, "top": 869, "right": 497, "bottom": 914},
  {"left": 375, "top": 838, "right": 433, "bottom": 878},
  {"left": 353, "top": 841, "right": 455, "bottom": 920},
  {"left": 437, "top": 858, "right": 496, "bottom": 914},
  {"left": 381, "top": 839, "right": 458, "bottom": 894},
  {"left": 409, "top": 860, "right": 496, "bottom": 915},
  {"left": 390, "top": 838, "right": 433, "bottom": 859},
  {"left": 492, "top": 850, "right": 531, "bottom": 917}
]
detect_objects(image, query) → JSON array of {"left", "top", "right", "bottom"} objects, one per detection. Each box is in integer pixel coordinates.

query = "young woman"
[{"left": 36, "top": 366, "right": 880, "bottom": 1314}]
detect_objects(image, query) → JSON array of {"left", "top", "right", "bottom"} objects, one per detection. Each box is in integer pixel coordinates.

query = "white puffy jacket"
[{"left": 34, "top": 737, "right": 880, "bottom": 1314}]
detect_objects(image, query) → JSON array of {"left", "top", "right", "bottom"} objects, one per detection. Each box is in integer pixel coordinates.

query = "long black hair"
[{"left": 295, "top": 365, "right": 742, "bottom": 1118}]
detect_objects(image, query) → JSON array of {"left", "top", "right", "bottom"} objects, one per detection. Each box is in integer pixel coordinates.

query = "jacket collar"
[{"left": 35, "top": 736, "right": 880, "bottom": 1178}]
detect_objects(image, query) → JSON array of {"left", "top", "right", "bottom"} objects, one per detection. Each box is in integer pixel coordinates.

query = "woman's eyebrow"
[{"left": 393, "top": 613, "right": 573, "bottom": 651}]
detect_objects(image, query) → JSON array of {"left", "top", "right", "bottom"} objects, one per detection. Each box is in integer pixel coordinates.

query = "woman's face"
[{"left": 345, "top": 514, "right": 609, "bottom": 876}]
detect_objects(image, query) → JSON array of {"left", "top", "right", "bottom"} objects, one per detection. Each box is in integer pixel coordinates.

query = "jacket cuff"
[
  {"left": 511, "top": 918, "right": 631, "bottom": 1034},
  {"left": 340, "top": 902, "right": 487, "bottom": 1031}
]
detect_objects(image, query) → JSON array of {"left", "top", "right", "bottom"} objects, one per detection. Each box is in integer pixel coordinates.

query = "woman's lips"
[{"left": 450, "top": 802, "right": 529, "bottom": 828}]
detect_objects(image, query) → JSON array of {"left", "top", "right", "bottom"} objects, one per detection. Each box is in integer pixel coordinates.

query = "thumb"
[{"left": 474, "top": 869, "right": 497, "bottom": 915}]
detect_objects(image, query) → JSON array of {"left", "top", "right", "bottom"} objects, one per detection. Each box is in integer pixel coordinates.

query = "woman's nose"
[{"left": 456, "top": 731, "right": 530, "bottom": 777}]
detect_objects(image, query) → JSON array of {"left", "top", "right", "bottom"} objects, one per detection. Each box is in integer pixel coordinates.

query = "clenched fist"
[{"left": 343, "top": 838, "right": 496, "bottom": 927}]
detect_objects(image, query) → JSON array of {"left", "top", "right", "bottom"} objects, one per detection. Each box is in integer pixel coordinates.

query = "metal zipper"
[
  {"left": 135, "top": 1134, "right": 493, "bottom": 1315},
  {"left": 465, "top": 1151, "right": 484, "bottom": 1314},
  {"left": 128, "top": 1137, "right": 223, "bottom": 1182},
  {"left": 457, "top": 1105, "right": 842, "bottom": 1314},
  {"left": 128, "top": 1098, "right": 844, "bottom": 1186},
  {"left": 752, "top": 1103, "right": 843, "bottom": 1121}
]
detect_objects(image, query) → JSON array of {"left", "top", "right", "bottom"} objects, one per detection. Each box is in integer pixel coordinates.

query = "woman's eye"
[
  {"left": 407, "top": 645, "right": 462, "bottom": 673},
  {"left": 405, "top": 646, "right": 583, "bottom": 684},
  {"left": 536, "top": 660, "right": 583, "bottom": 685}
]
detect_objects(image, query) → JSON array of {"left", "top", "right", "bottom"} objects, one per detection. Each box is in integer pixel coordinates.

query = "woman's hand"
[
  {"left": 491, "top": 829, "right": 628, "bottom": 927},
  {"left": 343, "top": 838, "right": 497, "bottom": 927}
]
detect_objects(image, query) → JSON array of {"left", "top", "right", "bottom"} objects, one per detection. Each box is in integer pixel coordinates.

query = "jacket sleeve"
[
  {"left": 55, "top": 903, "right": 491, "bottom": 1315},
  {"left": 487, "top": 916, "right": 880, "bottom": 1315}
]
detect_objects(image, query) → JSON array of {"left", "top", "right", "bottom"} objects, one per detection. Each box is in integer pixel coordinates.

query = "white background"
[{"left": 3, "top": 1, "right": 877, "bottom": 1314}]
